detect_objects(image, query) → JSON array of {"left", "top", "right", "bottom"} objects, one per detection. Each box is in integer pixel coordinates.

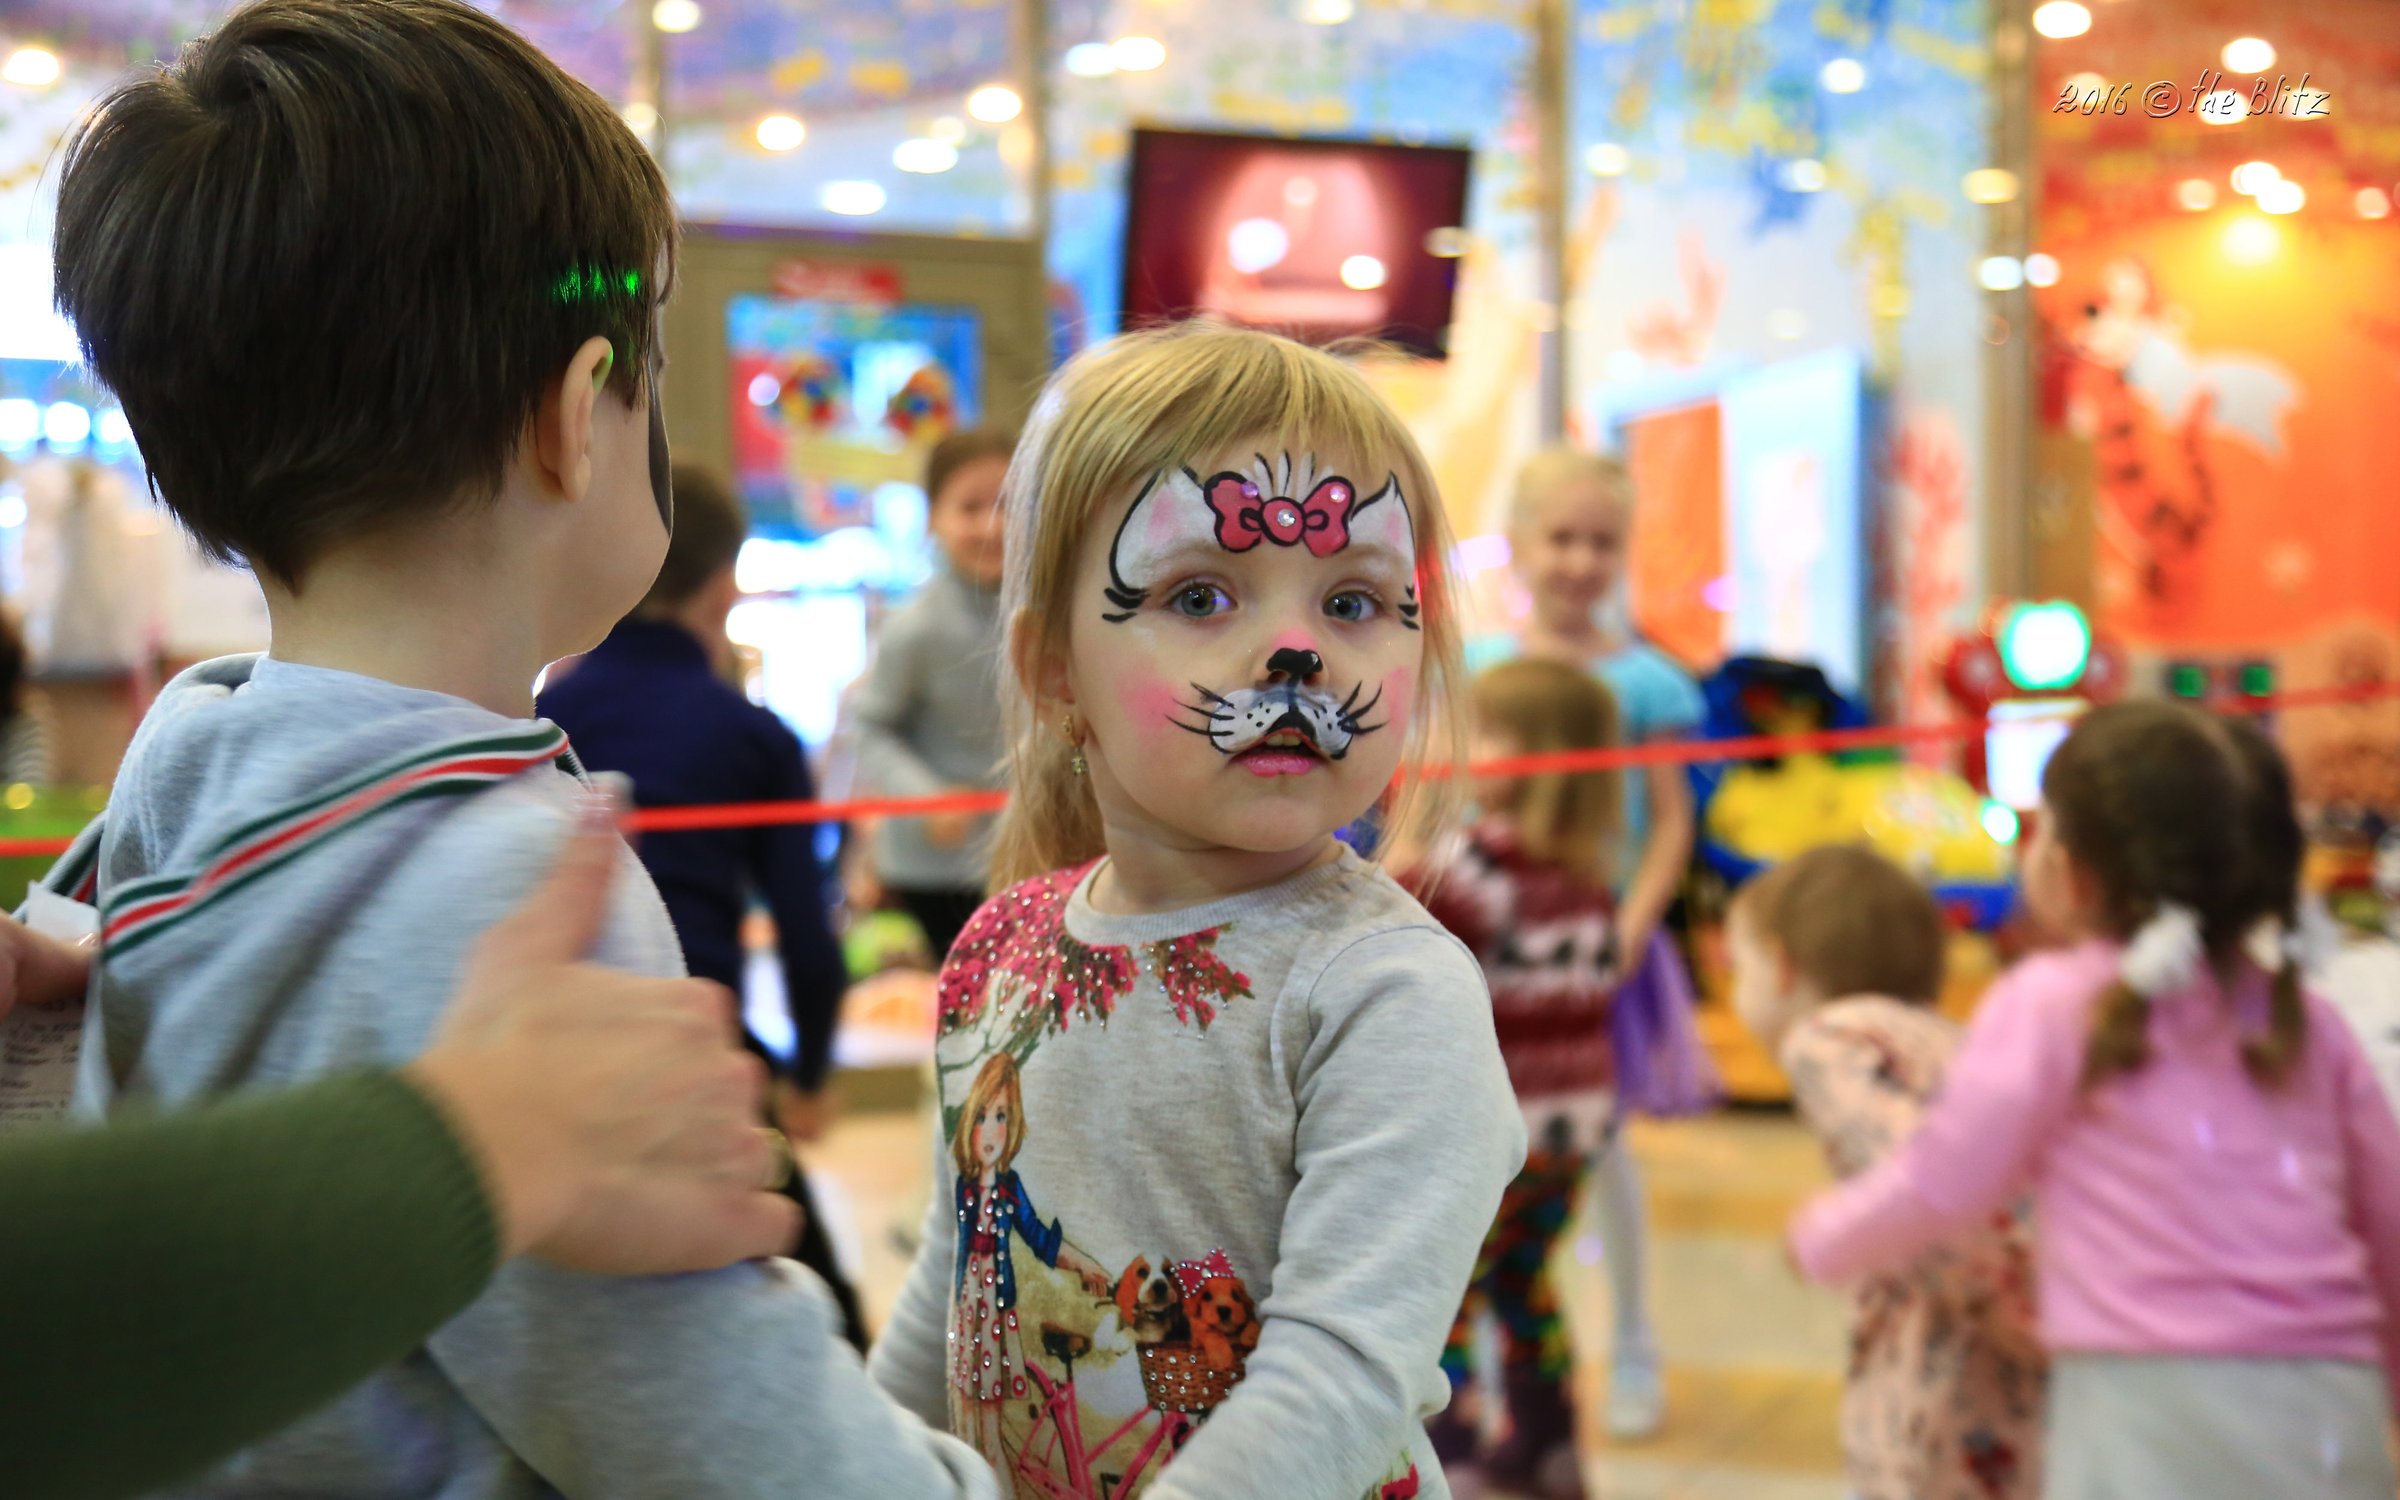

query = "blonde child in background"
[
  {"left": 1791, "top": 704, "right": 2400, "bottom": 1500},
  {"left": 1466, "top": 447, "right": 1711, "bottom": 1437},
  {"left": 1399, "top": 658, "right": 1626, "bottom": 1500},
  {"left": 867, "top": 324, "right": 1524, "bottom": 1500},
  {"left": 1730, "top": 844, "right": 2044, "bottom": 1500}
]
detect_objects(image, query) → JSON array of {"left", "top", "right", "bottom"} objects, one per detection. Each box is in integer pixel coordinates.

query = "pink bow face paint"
[{"left": 1064, "top": 443, "right": 1426, "bottom": 860}]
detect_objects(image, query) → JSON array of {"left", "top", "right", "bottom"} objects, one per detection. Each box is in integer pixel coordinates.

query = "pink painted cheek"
[
  {"left": 1122, "top": 677, "right": 1193, "bottom": 741},
  {"left": 1381, "top": 667, "right": 1417, "bottom": 730}
]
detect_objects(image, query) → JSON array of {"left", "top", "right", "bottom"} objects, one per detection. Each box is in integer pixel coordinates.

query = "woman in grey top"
[{"left": 850, "top": 428, "right": 1014, "bottom": 959}]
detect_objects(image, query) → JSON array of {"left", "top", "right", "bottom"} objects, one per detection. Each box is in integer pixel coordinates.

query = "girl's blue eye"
[
  {"left": 1325, "top": 590, "right": 1380, "bottom": 623},
  {"left": 1172, "top": 583, "right": 1232, "bottom": 619}
]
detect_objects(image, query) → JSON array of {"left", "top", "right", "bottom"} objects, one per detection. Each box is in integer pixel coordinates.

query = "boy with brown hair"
[
  {"left": 1727, "top": 845, "right": 2044, "bottom": 1500},
  {"left": 54, "top": 1, "right": 990, "bottom": 1494}
]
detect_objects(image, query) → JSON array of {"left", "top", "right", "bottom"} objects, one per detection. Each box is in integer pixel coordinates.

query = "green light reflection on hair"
[{"left": 553, "top": 265, "right": 644, "bottom": 303}]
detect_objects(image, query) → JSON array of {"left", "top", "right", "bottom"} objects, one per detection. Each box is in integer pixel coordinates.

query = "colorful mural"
[{"left": 2030, "top": 0, "right": 2400, "bottom": 813}]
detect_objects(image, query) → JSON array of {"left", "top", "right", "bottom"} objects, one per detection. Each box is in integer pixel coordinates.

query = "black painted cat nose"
[{"left": 1266, "top": 647, "right": 1323, "bottom": 682}]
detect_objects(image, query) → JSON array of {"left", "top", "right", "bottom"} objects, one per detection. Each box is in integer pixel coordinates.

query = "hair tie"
[{"left": 2120, "top": 903, "right": 2204, "bottom": 997}]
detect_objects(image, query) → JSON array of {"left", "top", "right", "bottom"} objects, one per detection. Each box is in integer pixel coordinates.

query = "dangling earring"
[{"left": 1063, "top": 713, "right": 1087, "bottom": 777}]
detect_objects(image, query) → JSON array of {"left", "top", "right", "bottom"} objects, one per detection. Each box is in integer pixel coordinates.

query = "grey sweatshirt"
[
  {"left": 849, "top": 567, "right": 1005, "bottom": 891},
  {"left": 80, "top": 654, "right": 993, "bottom": 1500},
  {"left": 866, "top": 851, "right": 1525, "bottom": 1500}
]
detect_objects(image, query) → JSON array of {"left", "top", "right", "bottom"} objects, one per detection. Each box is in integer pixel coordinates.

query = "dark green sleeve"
[{"left": 0, "top": 1069, "right": 501, "bottom": 1500}]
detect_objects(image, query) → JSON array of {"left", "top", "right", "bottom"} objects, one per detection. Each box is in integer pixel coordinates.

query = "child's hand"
[
  {"left": 1062, "top": 1247, "right": 1112, "bottom": 1299},
  {"left": 0, "top": 919, "right": 92, "bottom": 1021}
]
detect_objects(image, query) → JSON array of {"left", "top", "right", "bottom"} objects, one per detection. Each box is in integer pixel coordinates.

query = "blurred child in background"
[
  {"left": 1402, "top": 658, "right": 1624, "bottom": 1500},
  {"left": 847, "top": 428, "right": 1013, "bottom": 961},
  {"left": 1467, "top": 447, "right": 1713, "bottom": 1437},
  {"left": 1791, "top": 705, "right": 2400, "bottom": 1500},
  {"left": 1731, "top": 844, "right": 2044, "bottom": 1500}
]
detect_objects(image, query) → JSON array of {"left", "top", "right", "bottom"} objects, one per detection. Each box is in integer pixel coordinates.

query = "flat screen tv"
[{"left": 1121, "top": 127, "right": 1472, "bottom": 359}]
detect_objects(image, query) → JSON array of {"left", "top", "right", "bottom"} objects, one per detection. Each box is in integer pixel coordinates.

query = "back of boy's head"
[
  {"left": 1471, "top": 657, "right": 1621, "bottom": 880},
  {"left": 1509, "top": 446, "right": 1632, "bottom": 533},
  {"left": 2042, "top": 700, "right": 2308, "bottom": 1088},
  {"left": 987, "top": 320, "right": 1465, "bottom": 891},
  {"left": 923, "top": 427, "right": 1017, "bottom": 508},
  {"left": 639, "top": 465, "right": 746, "bottom": 613},
  {"left": 1735, "top": 843, "right": 1946, "bottom": 1006},
  {"left": 54, "top": 0, "right": 676, "bottom": 589}
]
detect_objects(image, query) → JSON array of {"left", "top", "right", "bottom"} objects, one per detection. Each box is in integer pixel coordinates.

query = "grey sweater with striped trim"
[{"left": 82, "top": 655, "right": 994, "bottom": 1500}]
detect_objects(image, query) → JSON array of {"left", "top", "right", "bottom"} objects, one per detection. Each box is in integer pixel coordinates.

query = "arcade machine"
[{"left": 1941, "top": 598, "right": 2129, "bottom": 817}]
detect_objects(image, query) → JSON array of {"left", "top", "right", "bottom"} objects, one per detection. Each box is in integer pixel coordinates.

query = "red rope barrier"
[{"left": 0, "top": 682, "right": 2391, "bottom": 858}]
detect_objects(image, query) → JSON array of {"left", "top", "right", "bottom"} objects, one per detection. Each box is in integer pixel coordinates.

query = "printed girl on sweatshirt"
[{"left": 867, "top": 325, "right": 1524, "bottom": 1500}]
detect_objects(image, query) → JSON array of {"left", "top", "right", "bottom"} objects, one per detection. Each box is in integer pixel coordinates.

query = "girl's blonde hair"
[
  {"left": 950, "top": 1053, "right": 1026, "bottom": 1177},
  {"left": 988, "top": 322, "right": 1467, "bottom": 891},
  {"left": 1508, "top": 445, "right": 1633, "bottom": 535},
  {"left": 1471, "top": 658, "right": 1621, "bottom": 884}
]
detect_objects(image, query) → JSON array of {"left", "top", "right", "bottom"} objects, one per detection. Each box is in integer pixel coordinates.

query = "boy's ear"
[
  {"left": 532, "top": 336, "right": 615, "bottom": 503},
  {"left": 1007, "top": 607, "right": 1073, "bottom": 714}
]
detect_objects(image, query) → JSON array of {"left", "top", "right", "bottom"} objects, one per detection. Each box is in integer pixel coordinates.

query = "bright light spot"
[
  {"left": 821, "top": 180, "right": 886, "bottom": 216},
  {"left": 2031, "top": 1, "right": 2091, "bottom": 40},
  {"left": 2356, "top": 186, "right": 2393, "bottom": 220},
  {"left": 1998, "top": 601, "right": 2092, "bottom": 690},
  {"left": 1226, "top": 218, "right": 1291, "bottom": 274},
  {"left": 967, "top": 84, "right": 1022, "bottom": 123},
  {"left": 2023, "top": 252, "right": 2061, "bottom": 287},
  {"left": 894, "top": 137, "right": 958, "bottom": 173},
  {"left": 2199, "top": 89, "right": 2248, "bottom": 124},
  {"left": 755, "top": 114, "right": 806, "bottom": 152},
  {"left": 43, "top": 402, "right": 89, "bottom": 447},
  {"left": 2062, "top": 70, "right": 2106, "bottom": 97},
  {"left": 1111, "top": 36, "right": 1166, "bottom": 72},
  {"left": 0, "top": 399, "right": 35, "bottom": 448},
  {"left": 2230, "top": 160, "right": 2280, "bottom": 196},
  {"left": 2223, "top": 214, "right": 2280, "bottom": 263},
  {"left": 622, "top": 101, "right": 659, "bottom": 133},
  {"left": 1063, "top": 42, "right": 1115, "bottom": 76},
  {"left": 1819, "top": 57, "right": 1866, "bottom": 94},
  {"left": 650, "top": 0, "right": 701, "bottom": 33},
  {"left": 1302, "top": 0, "right": 1356, "bottom": 21},
  {"left": 2176, "top": 177, "right": 2218, "bottom": 211},
  {"left": 0, "top": 496, "right": 23, "bottom": 528},
  {"left": 1767, "top": 308, "right": 1807, "bottom": 339},
  {"left": 96, "top": 408, "right": 134, "bottom": 447},
  {"left": 1424, "top": 227, "right": 1468, "bottom": 258},
  {"left": 1339, "top": 255, "right": 1388, "bottom": 291},
  {"left": 1978, "top": 256, "right": 2025, "bottom": 291},
  {"left": 1585, "top": 142, "right": 1631, "bottom": 177},
  {"left": 2258, "top": 178, "right": 2305, "bottom": 214},
  {"left": 4, "top": 784, "right": 31, "bottom": 811},
  {"left": 1962, "top": 167, "right": 2019, "bottom": 204},
  {"left": 1282, "top": 175, "right": 1319, "bottom": 208},
  {"left": 2222, "top": 36, "right": 2275, "bottom": 74},
  {"left": 747, "top": 373, "right": 782, "bottom": 407},
  {"left": 1604, "top": 349, "right": 1643, "bottom": 381},
  {"left": 929, "top": 115, "right": 967, "bottom": 145},
  {"left": 3, "top": 47, "right": 62, "bottom": 88},
  {"left": 1780, "top": 158, "right": 1827, "bottom": 193},
  {"left": 1981, "top": 801, "right": 2021, "bottom": 845}
]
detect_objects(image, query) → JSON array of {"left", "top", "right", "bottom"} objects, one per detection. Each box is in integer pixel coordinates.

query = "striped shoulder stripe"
[{"left": 102, "top": 728, "right": 569, "bottom": 958}]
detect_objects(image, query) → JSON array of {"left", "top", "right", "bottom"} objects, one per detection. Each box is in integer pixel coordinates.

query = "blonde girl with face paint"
[{"left": 867, "top": 324, "right": 1524, "bottom": 1500}]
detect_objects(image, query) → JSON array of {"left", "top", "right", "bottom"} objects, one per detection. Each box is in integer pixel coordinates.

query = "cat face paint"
[
  {"left": 1103, "top": 451, "right": 1418, "bottom": 622},
  {"left": 1060, "top": 445, "right": 1425, "bottom": 859},
  {"left": 1175, "top": 677, "right": 1385, "bottom": 761}
]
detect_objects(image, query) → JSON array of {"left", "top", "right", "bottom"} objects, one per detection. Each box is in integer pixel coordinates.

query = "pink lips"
[{"left": 1235, "top": 749, "right": 1320, "bottom": 777}]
